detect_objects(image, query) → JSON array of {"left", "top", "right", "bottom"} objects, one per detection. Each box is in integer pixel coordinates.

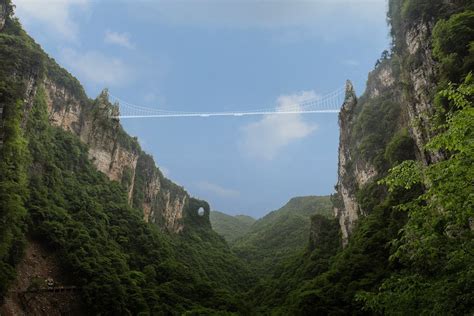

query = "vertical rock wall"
[
  {"left": 402, "top": 21, "right": 444, "bottom": 165},
  {"left": 17, "top": 73, "right": 193, "bottom": 233},
  {"left": 334, "top": 18, "right": 445, "bottom": 246},
  {"left": 335, "top": 63, "right": 399, "bottom": 246}
]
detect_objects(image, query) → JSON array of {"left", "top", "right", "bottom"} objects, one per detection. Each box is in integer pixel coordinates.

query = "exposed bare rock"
[
  {"left": 366, "top": 64, "right": 395, "bottom": 98},
  {"left": 334, "top": 80, "right": 365, "bottom": 245},
  {"left": 162, "top": 192, "right": 186, "bottom": 233},
  {"left": 133, "top": 154, "right": 188, "bottom": 233},
  {"left": 334, "top": 63, "right": 398, "bottom": 246},
  {"left": 402, "top": 22, "right": 444, "bottom": 165},
  {"left": 334, "top": 20, "right": 443, "bottom": 247},
  {"left": 44, "top": 79, "right": 83, "bottom": 134},
  {"left": 16, "top": 72, "right": 193, "bottom": 233}
]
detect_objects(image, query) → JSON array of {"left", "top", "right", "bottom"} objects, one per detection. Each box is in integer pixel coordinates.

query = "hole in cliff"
[{"left": 197, "top": 207, "right": 205, "bottom": 216}]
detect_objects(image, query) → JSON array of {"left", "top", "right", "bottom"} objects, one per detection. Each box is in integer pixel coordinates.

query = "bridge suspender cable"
[{"left": 109, "top": 85, "right": 345, "bottom": 119}]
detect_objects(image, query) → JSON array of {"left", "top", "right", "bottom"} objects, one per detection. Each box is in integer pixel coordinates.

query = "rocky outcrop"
[
  {"left": 366, "top": 62, "right": 396, "bottom": 98},
  {"left": 334, "top": 16, "right": 446, "bottom": 246},
  {"left": 334, "top": 81, "right": 361, "bottom": 245},
  {"left": 334, "top": 63, "right": 398, "bottom": 246},
  {"left": 41, "top": 81, "right": 192, "bottom": 232},
  {"left": 44, "top": 79, "right": 83, "bottom": 135},
  {"left": 133, "top": 154, "right": 188, "bottom": 233},
  {"left": 7, "top": 54, "right": 193, "bottom": 233},
  {"left": 43, "top": 82, "right": 141, "bottom": 200},
  {"left": 401, "top": 21, "right": 444, "bottom": 165}
]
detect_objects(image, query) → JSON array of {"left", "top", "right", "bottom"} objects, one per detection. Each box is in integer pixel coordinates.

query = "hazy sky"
[{"left": 14, "top": 0, "right": 390, "bottom": 218}]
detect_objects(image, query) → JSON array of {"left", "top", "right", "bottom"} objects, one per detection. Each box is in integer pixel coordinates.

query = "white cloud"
[
  {"left": 14, "top": 0, "right": 89, "bottom": 40},
  {"left": 197, "top": 181, "right": 240, "bottom": 199},
  {"left": 239, "top": 91, "right": 318, "bottom": 160},
  {"left": 104, "top": 30, "right": 134, "bottom": 49},
  {"left": 60, "top": 48, "right": 132, "bottom": 86}
]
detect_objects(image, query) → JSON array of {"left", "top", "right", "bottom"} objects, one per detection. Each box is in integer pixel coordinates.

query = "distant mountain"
[
  {"left": 232, "top": 196, "right": 332, "bottom": 275},
  {"left": 210, "top": 211, "right": 256, "bottom": 243}
]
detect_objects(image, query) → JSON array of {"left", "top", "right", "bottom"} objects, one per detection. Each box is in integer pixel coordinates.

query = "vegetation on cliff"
[
  {"left": 233, "top": 2, "right": 473, "bottom": 314},
  {"left": 360, "top": 72, "right": 474, "bottom": 315},
  {"left": 247, "top": 2, "right": 474, "bottom": 315},
  {"left": 0, "top": 8, "right": 253, "bottom": 314},
  {"left": 1, "top": 0, "right": 473, "bottom": 314}
]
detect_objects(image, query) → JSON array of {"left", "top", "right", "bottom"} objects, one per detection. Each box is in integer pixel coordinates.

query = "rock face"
[
  {"left": 42, "top": 82, "right": 191, "bottom": 232},
  {"left": 0, "top": 6, "right": 204, "bottom": 233},
  {"left": 12, "top": 61, "right": 192, "bottom": 233},
  {"left": 133, "top": 154, "right": 188, "bottom": 232},
  {"left": 335, "top": 64, "right": 398, "bottom": 246},
  {"left": 334, "top": 81, "right": 362, "bottom": 245},
  {"left": 46, "top": 82, "right": 189, "bottom": 231},
  {"left": 334, "top": 18, "right": 443, "bottom": 246},
  {"left": 402, "top": 21, "right": 444, "bottom": 165}
]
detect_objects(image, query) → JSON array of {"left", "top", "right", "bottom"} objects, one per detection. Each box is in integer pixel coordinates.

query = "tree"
[{"left": 359, "top": 74, "right": 474, "bottom": 314}]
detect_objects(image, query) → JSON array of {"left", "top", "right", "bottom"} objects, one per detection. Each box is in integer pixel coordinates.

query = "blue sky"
[{"left": 14, "top": 0, "right": 390, "bottom": 218}]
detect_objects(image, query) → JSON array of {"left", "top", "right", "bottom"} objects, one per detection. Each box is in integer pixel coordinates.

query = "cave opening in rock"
[{"left": 197, "top": 207, "right": 205, "bottom": 216}]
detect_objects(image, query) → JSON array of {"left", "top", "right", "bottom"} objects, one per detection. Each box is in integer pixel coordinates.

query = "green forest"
[
  {"left": 1, "top": 0, "right": 473, "bottom": 315},
  {"left": 210, "top": 212, "right": 255, "bottom": 244}
]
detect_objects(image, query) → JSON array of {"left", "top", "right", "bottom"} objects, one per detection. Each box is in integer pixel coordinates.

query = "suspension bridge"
[{"left": 109, "top": 84, "right": 347, "bottom": 119}]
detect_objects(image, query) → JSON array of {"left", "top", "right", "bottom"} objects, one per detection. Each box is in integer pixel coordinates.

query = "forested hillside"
[
  {"left": 210, "top": 211, "right": 255, "bottom": 244},
  {"left": 232, "top": 196, "right": 332, "bottom": 276}
]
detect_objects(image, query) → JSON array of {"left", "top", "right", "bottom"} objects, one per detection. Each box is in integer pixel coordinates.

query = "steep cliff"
[
  {"left": 332, "top": 1, "right": 468, "bottom": 244},
  {"left": 132, "top": 153, "right": 188, "bottom": 232},
  {"left": 0, "top": 5, "right": 193, "bottom": 233},
  {"left": 43, "top": 82, "right": 191, "bottom": 232},
  {"left": 334, "top": 60, "right": 406, "bottom": 245},
  {"left": 236, "top": 1, "right": 474, "bottom": 313}
]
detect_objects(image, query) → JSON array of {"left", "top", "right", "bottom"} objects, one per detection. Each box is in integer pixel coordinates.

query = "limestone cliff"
[
  {"left": 333, "top": 4, "right": 460, "bottom": 246},
  {"left": 0, "top": 10, "right": 200, "bottom": 233},
  {"left": 399, "top": 21, "right": 444, "bottom": 165},
  {"left": 40, "top": 80, "right": 192, "bottom": 233},
  {"left": 334, "top": 64, "right": 399, "bottom": 245},
  {"left": 334, "top": 81, "right": 361, "bottom": 244},
  {"left": 132, "top": 153, "right": 188, "bottom": 232}
]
